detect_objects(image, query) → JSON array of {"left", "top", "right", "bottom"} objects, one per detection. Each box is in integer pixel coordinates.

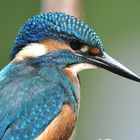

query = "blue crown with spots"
[{"left": 10, "top": 12, "right": 104, "bottom": 60}]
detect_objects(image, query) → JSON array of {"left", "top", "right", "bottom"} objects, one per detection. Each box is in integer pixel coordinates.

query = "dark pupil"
[{"left": 69, "top": 40, "right": 84, "bottom": 50}]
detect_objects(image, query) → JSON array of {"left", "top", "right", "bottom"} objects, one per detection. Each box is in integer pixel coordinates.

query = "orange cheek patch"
[
  {"left": 40, "top": 39, "right": 73, "bottom": 53},
  {"left": 13, "top": 39, "right": 73, "bottom": 63}
]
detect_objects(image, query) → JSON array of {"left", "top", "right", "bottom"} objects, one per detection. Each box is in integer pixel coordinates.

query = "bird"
[{"left": 0, "top": 12, "right": 140, "bottom": 140}]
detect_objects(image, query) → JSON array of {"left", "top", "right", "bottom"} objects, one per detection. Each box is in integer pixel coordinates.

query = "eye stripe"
[{"left": 89, "top": 47, "right": 101, "bottom": 56}]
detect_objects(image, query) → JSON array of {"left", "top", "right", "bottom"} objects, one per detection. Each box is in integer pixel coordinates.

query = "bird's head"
[{"left": 10, "top": 12, "right": 140, "bottom": 82}]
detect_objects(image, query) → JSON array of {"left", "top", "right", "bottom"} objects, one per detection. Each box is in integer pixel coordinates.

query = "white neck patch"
[
  {"left": 13, "top": 43, "right": 48, "bottom": 62},
  {"left": 69, "top": 63, "right": 97, "bottom": 76},
  {"left": 13, "top": 43, "right": 97, "bottom": 75}
]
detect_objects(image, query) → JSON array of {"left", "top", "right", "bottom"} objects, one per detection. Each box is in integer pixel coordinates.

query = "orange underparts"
[
  {"left": 35, "top": 105, "right": 76, "bottom": 140},
  {"left": 62, "top": 68, "right": 79, "bottom": 86}
]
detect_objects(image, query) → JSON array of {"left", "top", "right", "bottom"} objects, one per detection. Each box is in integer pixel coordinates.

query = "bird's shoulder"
[{"left": 0, "top": 62, "right": 78, "bottom": 139}]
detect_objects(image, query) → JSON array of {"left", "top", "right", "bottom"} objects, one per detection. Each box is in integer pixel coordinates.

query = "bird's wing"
[{"left": 0, "top": 62, "right": 77, "bottom": 139}]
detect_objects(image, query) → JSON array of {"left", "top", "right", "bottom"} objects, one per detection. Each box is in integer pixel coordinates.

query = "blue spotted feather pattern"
[
  {"left": 0, "top": 12, "right": 104, "bottom": 139},
  {"left": 0, "top": 51, "right": 81, "bottom": 139},
  {"left": 11, "top": 12, "right": 104, "bottom": 60}
]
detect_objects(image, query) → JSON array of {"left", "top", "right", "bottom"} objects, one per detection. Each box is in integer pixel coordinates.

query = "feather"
[{"left": 0, "top": 60, "right": 78, "bottom": 139}]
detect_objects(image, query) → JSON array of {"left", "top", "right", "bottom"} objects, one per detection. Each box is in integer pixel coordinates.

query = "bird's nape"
[{"left": 10, "top": 12, "right": 104, "bottom": 61}]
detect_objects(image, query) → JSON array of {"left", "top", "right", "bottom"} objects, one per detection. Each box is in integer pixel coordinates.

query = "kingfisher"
[{"left": 0, "top": 12, "right": 140, "bottom": 140}]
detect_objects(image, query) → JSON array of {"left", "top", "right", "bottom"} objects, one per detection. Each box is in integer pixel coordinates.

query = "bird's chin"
[
  {"left": 84, "top": 52, "right": 140, "bottom": 82},
  {"left": 69, "top": 63, "right": 97, "bottom": 76}
]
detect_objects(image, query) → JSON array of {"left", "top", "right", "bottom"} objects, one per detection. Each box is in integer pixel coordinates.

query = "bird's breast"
[
  {"left": 62, "top": 68, "right": 80, "bottom": 108},
  {"left": 35, "top": 105, "right": 76, "bottom": 140},
  {"left": 35, "top": 68, "right": 80, "bottom": 140}
]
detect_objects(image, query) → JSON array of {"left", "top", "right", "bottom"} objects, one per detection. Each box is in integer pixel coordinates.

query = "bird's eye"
[{"left": 69, "top": 40, "right": 84, "bottom": 50}]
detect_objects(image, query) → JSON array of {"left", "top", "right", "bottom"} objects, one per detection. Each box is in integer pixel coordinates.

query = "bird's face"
[
  {"left": 71, "top": 44, "right": 140, "bottom": 82},
  {"left": 11, "top": 12, "right": 140, "bottom": 82}
]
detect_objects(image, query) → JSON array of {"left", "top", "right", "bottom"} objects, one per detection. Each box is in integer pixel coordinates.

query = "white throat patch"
[
  {"left": 69, "top": 63, "right": 97, "bottom": 75},
  {"left": 13, "top": 43, "right": 97, "bottom": 75}
]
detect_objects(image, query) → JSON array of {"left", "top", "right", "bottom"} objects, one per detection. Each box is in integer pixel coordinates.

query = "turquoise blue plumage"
[
  {"left": 0, "top": 12, "right": 140, "bottom": 140},
  {"left": 11, "top": 12, "right": 104, "bottom": 60},
  {"left": 0, "top": 50, "right": 82, "bottom": 139}
]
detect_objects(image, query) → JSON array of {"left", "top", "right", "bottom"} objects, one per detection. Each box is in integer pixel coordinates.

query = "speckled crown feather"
[{"left": 10, "top": 12, "right": 104, "bottom": 60}]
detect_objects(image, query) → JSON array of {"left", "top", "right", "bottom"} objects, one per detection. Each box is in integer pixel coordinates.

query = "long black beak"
[{"left": 87, "top": 52, "right": 140, "bottom": 82}]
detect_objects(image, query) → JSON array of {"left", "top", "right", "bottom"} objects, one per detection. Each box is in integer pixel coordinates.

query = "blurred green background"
[{"left": 0, "top": 0, "right": 140, "bottom": 140}]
